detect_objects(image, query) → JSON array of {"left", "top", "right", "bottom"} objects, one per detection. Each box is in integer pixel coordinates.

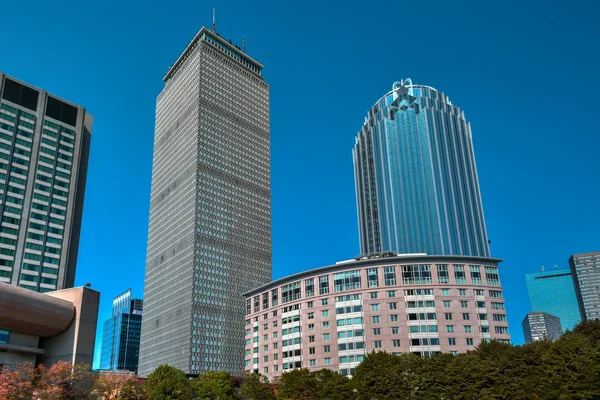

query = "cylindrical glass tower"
[{"left": 353, "top": 79, "right": 490, "bottom": 257}]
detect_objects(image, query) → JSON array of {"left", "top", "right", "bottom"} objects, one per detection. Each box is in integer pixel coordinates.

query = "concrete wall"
[
  {"left": 39, "top": 287, "right": 100, "bottom": 367},
  {"left": 0, "top": 331, "right": 41, "bottom": 368}
]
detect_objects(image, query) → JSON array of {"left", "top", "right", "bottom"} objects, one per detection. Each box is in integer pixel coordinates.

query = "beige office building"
[{"left": 0, "top": 282, "right": 99, "bottom": 369}]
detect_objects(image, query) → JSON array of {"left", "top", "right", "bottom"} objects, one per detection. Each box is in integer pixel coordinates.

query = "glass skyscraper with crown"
[
  {"left": 353, "top": 79, "right": 489, "bottom": 257},
  {"left": 138, "top": 27, "right": 271, "bottom": 377},
  {"left": 0, "top": 73, "right": 91, "bottom": 292}
]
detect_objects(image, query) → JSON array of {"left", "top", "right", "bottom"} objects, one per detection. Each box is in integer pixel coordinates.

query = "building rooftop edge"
[
  {"left": 525, "top": 268, "right": 572, "bottom": 277},
  {"left": 243, "top": 254, "right": 503, "bottom": 297},
  {"left": 163, "top": 26, "right": 264, "bottom": 82},
  {"left": 0, "top": 71, "right": 87, "bottom": 110},
  {"left": 570, "top": 251, "right": 600, "bottom": 258}
]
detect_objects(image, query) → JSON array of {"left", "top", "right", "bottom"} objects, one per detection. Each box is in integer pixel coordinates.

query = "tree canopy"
[{"left": 144, "top": 364, "right": 191, "bottom": 400}]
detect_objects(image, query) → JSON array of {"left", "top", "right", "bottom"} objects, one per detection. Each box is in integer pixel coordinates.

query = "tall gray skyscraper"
[
  {"left": 138, "top": 27, "right": 271, "bottom": 377},
  {"left": 0, "top": 73, "right": 91, "bottom": 292},
  {"left": 353, "top": 79, "right": 489, "bottom": 257},
  {"left": 569, "top": 251, "right": 600, "bottom": 321}
]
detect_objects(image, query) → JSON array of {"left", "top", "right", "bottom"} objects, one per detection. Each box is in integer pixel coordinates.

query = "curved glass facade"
[{"left": 353, "top": 80, "right": 490, "bottom": 257}]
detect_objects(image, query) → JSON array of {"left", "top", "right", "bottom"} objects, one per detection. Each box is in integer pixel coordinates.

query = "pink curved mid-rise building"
[{"left": 243, "top": 254, "right": 510, "bottom": 381}]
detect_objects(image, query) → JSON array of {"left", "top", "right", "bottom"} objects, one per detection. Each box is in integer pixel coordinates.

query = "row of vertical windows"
[{"left": 247, "top": 266, "right": 502, "bottom": 314}]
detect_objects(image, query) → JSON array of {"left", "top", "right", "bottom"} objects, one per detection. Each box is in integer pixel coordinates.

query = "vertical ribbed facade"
[
  {"left": 138, "top": 27, "right": 271, "bottom": 377},
  {"left": 569, "top": 251, "right": 600, "bottom": 321},
  {"left": 0, "top": 73, "right": 91, "bottom": 292},
  {"left": 353, "top": 80, "right": 489, "bottom": 257}
]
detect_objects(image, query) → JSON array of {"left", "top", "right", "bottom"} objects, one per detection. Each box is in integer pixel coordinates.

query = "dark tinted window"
[
  {"left": 46, "top": 96, "right": 78, "bottom": 126},
  {"left": 2, "top": 78, "right": 39, "bottom": 111}
]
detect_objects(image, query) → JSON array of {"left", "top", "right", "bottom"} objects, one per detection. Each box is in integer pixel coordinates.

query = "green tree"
[
  {"left": 144, "top": 365, "right": 191, "bottom": 400},
  {"left": 353, "top": 351, "right": 406, "bottom": 400},
  {"left": 416, "top": 353, "right": 453, "bottom": 400},
  {"left": 239, "top": 373, "right": 275, "bottom": 400},
  {"left": 540, "top": 331, "right": 600, "bottom": 399},
  {"left": 276, "top": 369, "right": 318, "bottom": 400},
  {"left": 312, "top": 368, "right": 355, "bottom": 400},
  {"left": 570, "top": 319, "right": 600, "bottom": 346},
  {"left": 192, "top": 370, "right": 238, "bottom": 400}
]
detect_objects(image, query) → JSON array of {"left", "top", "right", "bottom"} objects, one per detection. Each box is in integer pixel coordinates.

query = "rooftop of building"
[
  {"left": 525, "top": 268, "right": 573, "bottom": 278},
  {"left": 243, "top": 253, "right": 503, "bottom": 297},
  {"left": 570, "top": 251, "right": 600, "bottom": 259},
  {"left": 163, "top": 26, "right": 264, "bottom": 82}
]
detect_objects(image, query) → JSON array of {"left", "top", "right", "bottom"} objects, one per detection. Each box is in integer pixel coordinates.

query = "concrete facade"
[
  {"left": 243, "top": 255, "right": 510, "bottom": 381},
  {"left": 0, "top": 72, "right": 92, "bottom": 293},
  {"left": 0, "top": 283, "right": 99, "bottom": 369},
  {"left": 569, "top": 251, "right": 600, "bottom": 321},
  {"left": 522, "top": 311, "right": 562, "bottom": 343},
  {"left": 139, "top": 27, "right": 271, "bottom": 377}
]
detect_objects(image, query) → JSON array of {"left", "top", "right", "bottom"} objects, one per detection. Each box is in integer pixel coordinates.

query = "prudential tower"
[
  {"left": 139, "top": 27, "right": 272, "bottom": 376},
  {"left": 353, "top": 79, "right": 490, "bottom": 258}
]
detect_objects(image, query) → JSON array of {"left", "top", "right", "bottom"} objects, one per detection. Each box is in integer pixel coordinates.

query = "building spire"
[{"left": 212, "top": 8, "right": 216, "bottom": 32}]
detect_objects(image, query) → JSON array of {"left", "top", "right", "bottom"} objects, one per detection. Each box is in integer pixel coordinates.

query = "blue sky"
[{"left": 1, "top": 0, "right": 599, "bottom": 368}]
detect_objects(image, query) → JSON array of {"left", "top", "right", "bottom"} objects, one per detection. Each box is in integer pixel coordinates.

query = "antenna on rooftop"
[
  {"left": 541, "top": 265, "right": 545, "bottom": 272},
  {"left": 554, "top": 262, "right": 559, "bottom": 270},
  {"left": 212, "top": 8, "right": 216, "bottom": 32},
  {"left": 242, "top": 37, "right": 247, "bottom": 52}
]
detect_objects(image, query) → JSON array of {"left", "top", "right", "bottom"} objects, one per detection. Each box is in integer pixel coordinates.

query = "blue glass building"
[
  {"left": 353, "top": 79, "right": 490, "bottom": 257},
  {"left": 100, "top": 289, "right": 143, "bottom": 373},
  {"left": 525, "top": 269, "right": 581, "bottom": 331}
]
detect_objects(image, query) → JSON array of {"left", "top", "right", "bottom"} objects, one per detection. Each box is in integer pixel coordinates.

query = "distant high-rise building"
[
  {"left": 522, "top": 312, "right": 563, "bottom": 343},
  {"left": 569, "top": 251, "right": 600, "bottom": 321},
  {"left": 525, "top": 269, "right": 581, "bottom": 331},
  {"left": 0, "top": 73, "right": 92, "bottom": 292},
  {"left": 353, "top": 79, "right": 489, "bottom": 257},
  {"left": 138, "top": 27, "right": 271, "bottom": 377},
  {"left": 100, "top": 289, "right": 143, "bottom": 373}
]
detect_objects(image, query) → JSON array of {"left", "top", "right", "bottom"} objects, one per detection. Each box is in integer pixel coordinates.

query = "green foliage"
[
  {"left": 192, "top": 370, "right": 238, "bottom": 400},
  {"left": 117, "top": 377, "right": 148, "bottom": 400},
  {"left": 239, "top": 373, "right": 275, "bottom": 400},
  {"left": 276, "top": 369, "right": 318, "bottom": 400},
  {"left": 352, "top": 320, "right": 600, "bottom": 400},
  {"left": 312, "top": 369, "right": 355, "bottom": 400},
  {"left": 144, "top": 365, "right": 191, "bottom": 400}
]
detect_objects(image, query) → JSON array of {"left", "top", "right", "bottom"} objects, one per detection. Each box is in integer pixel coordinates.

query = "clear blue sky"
[{"left": 1, "top": 0, "right": 599, "bottom": 368}]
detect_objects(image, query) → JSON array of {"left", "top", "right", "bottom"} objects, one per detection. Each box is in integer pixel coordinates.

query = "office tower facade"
[
  {"left": 522, "top": 311, "right": 562, "bottom": 343},
  {"left": 0, "top": 73, "right": 91, "bottom": 292},
  {"left": 139, "top": 27, "right": 271, "bottom": 377},
  {"left": 100, "top": 289, "right": 143, "bottom": 373},
  {"left": 569, "top": 251, "right": 600, "bottom": 321},
  {"left": 525, "top": 269, "right": 581, "bottom": 331},
  {"left": 353, "top": 79, "right": 489, "bottom": 257},
  {"left": 243, "top": 255, "right": 509, "bottom": 381}
]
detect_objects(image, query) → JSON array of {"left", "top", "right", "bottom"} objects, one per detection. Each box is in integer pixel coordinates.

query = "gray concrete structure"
[
  {"left": 569, "top": 251, "right": 600, "bottom": 321},
  {"left": 0, "top": 283, "right": 99, "bottom": 369},
  {"left": 139, "top": 27, "right": 271, "bottom": 377},
  {"left": 0, "top": 73, "right": 92, "bottom": 292},
  {"left": 522, "top": 312, "right": 563, "bottom": 343}
]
